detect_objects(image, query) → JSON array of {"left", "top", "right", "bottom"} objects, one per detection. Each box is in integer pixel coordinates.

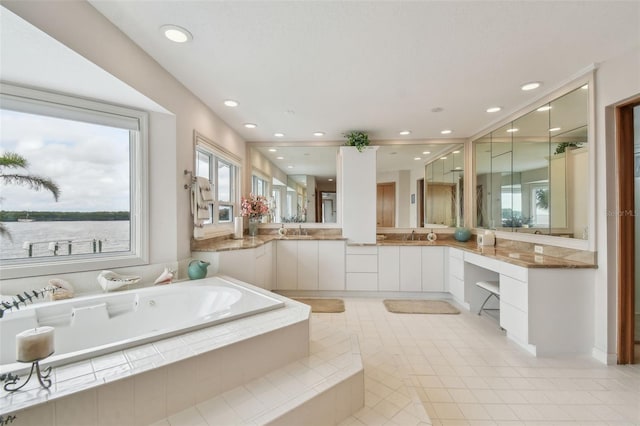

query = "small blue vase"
[
  {"left": 454, "top": 227, "right": 472, "bottom": 242},
  {"left": 188, "top": 260, "right": 210, "bottom": 280}
]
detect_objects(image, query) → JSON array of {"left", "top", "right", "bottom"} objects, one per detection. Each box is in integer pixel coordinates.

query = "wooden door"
[
  {"left": 377, "top": 182, "right": 396, "bottom": 227},
  {"left": 418, "top": 179, "right": 425, "bottom": 227},
  {"left": 617, "top": 97, "right": 640, "bottom": 364}
]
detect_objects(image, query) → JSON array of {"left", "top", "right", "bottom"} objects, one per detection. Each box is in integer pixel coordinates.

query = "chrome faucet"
[{"left": 411, "top": 230, "right": 416, "bottom": 241}]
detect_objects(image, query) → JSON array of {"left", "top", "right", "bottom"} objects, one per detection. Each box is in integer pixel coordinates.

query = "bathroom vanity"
[{"left": 192, "top": 233, "right": 596, "bottom": 356}]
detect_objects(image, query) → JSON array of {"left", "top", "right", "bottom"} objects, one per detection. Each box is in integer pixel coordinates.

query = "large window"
[
  {"left": 194, "top": 133, "right": 240, "bottom": 231},
  {"left": 0, "top": 85, "right": 148, "bottom": 279}
]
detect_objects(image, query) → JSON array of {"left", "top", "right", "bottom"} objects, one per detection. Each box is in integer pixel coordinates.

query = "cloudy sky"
[{"left": 0, "top": 109, "right": 131, "bottom": 212}]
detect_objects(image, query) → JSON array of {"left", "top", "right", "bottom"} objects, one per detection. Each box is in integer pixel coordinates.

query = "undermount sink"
[{"left": 280, "top": 235, "right": 315, "bottom": 239}]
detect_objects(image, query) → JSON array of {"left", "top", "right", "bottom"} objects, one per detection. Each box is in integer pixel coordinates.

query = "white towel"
[
  {"left": 197, "top": 177, "right": 214, "bottom": 202},
  {"left": 191, "top": 178, "right": 211, "bottom": 228}
]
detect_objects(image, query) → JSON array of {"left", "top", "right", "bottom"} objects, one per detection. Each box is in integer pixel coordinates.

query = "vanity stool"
[{"left": 475, "top": 280, "right": 500, "bottom": 317}]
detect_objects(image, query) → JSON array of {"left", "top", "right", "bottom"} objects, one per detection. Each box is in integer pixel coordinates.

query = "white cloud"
[{"left": 1, "top": 110, "right": 131, "bottom": 212}]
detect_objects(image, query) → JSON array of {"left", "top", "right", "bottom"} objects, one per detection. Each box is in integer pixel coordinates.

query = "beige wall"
[{"left": 594, "top": 46, "right": 640, "bottom": 363}]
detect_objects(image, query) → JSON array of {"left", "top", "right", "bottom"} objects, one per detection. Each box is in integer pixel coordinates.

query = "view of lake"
[{"left": 0, "top": 221, "right": 130, "bottom": 259}]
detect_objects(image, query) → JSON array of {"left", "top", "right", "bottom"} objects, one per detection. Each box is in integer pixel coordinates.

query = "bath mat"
[
  {"left": 383, "top": 299, "right": 459, "bottom": 314},
  {"left": 292, "top": 298, "right": 345, "bottom": 313}
]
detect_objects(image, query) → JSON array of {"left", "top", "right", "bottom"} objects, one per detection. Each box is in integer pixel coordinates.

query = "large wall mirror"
[
  {"left": 376, "top": 143, "right": 464, "bottom": 228},
  {"left": 249, "top": 145, "right": 339, "bottom": 224},
  {"left": 474, "top": 84, "right": 589, "bottom": 239}
]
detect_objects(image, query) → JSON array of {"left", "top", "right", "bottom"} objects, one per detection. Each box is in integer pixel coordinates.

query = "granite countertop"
[
  {"left": 192, "top": 234, "right": 596, "bottom": 269},
  {"left": 192, "top": 234, "right": 347, "bottom": 252},
  {"left": 378, "top": 238, "right": 596, "bottom": 269}
]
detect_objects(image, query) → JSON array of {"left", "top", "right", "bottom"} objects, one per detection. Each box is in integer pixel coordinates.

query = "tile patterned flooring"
[
  {"left": 326, "top": 298, "right": 640, "bottom": 426},
  {"left": 153, "top": 297, "right": 640, "bottom": 425}
]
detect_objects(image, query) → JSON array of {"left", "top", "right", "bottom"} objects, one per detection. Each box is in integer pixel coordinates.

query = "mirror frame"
[{"left": 467, "top": 70, "right": 596, "bottom": 251}]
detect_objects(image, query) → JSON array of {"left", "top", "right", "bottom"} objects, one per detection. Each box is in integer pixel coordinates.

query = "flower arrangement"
[{"left": 241, "top": 194, "right": 269, "bottom": 220}]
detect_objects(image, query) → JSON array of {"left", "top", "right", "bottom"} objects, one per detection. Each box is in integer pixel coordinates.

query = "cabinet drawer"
[
  {"left": 346, "top": 245, "right": 378, "bottom": 255},
  {"left": 499, "top": 275, "right": 528, "bottom": 312},
  {"left": 499, "top": 262, "right": 528, "bottom": 282},
  {"left": 448, "top": 256, "right": 464, "bottom": 280},
  {"left": 500, "top": 301, "right": 528, "bottom": 344},
  {"left": 346, "top": 255, "right": 378, "bottom": 272},
  {"left": 449, "top": 248, "right": 464, "bottom": 260}
]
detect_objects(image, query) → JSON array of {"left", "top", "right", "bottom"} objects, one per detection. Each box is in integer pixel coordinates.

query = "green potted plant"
[{"left": 344, "top": 131, "right": 370, "bottom": 152}]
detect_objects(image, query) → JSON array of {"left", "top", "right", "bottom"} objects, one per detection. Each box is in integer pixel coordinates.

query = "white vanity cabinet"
[
  {"left": 421, "top": 246, "right": 445, "bottom": 291},
  {"left": 216, "top": 242, "right": 273, "bottom": 290},
  {"left": 378, "top": 246, "right": 400, "bottom": 291},
  {"left": 377, "top": 245, "right": 445, "bottom": 292},
  {"left": 275, "top": 240, "right": 298, "bottom": 290},
  {"left": 346, "top": 245, "right": 378, "bottom": 291},
  {"left": 462, "top": 251, "right": 594, "bottom": 356},
  {"left": 318, "top": 241, "right": 346, "bottom": 290},
  {"left": 275, "top": 240, "right": 346, "bottom": 291},
  {"left": 447, "top": 248, "right": 465, "bottom": 305},
  {"left": 399, "top": 247, "right": 422, "bottom": 292},
  {"left": 297, "top": 241, "right": 319, "bottom": 290}
]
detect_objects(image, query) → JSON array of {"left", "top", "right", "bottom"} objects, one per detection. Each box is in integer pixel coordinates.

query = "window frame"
[
  {"left": 193, "top": 132, "right": 241, "bottom": 239},
  {"left": 0, "top": 84, "right": 149, "bottom": 279}
]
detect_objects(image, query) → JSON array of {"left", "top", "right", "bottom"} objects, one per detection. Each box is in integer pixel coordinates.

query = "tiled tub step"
[{"left": 157, "top": 323, "right": 364, "bottom": 426}]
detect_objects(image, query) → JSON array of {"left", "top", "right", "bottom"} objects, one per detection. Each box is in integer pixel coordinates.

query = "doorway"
[
  {"left": 377, "top": 182, "right": 396, "bottom": 227},
  {"left": 616, "top": 97, "right": 640, "bottom": 364}
]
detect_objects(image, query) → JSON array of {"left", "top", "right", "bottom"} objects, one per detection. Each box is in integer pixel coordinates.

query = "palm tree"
[{"left": 0, "top": 152, "right": 60, "bottom": 237}]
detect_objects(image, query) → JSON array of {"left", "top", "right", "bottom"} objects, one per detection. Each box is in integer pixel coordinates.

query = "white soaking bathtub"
[{"left": 0, "top": 276, "right": 284, "bottom": 374}]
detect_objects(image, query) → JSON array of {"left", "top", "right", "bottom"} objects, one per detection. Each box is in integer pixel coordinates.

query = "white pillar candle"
[
  {"left": 233, "top": 216, "right": 243, "bottom": 239},
  {"left": 16, "top": 327, "right": 55, "bottom": 362}
]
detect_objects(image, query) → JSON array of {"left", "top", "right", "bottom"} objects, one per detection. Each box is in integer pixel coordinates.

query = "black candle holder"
[{"left": 2, "top": 359, "right": 52, "bottom": 392}]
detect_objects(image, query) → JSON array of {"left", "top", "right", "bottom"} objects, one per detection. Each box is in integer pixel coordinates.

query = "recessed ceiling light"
[
  {"left": 549, "top": 127, "right": 561, "bottom": 132},
  {"left": 160, "top": 25, "right": 193, "bottom": 43},
  {"left": 521, "top": 81, "right": 542, "bottom": 91},
  {"left": 440, "top": 157, "right": 447, "bottom": 160},
  {"left": 313, "top": 132, "right": 325, "bottom": 137},
  {"left": 328, "top": 178, "right": 334, "bottom": 182},
  {"left": 399, "top": 130, "right": 411, "bottom": 136},
  {"left": 422, "top": 151, "right": 431, "bottom": 155},
  {"left": 244, "top": 123, "right": 257, "bottom": 129},
  {"left": 537, "top": 105, "right": 552, "bottom": 112},
  {"left": 274, "top": 132, "right": 284, "bottom": 137},
  {"left": 441, "top": 129, "right": 452, "bottom": 135},
  {"left": 276, "top": 156, "right": 284, "bottom": 160},
  {"left": 506, "top": 128, "right": 519, "bottom": 133},
  {"left": 452, "top": 150, "right": 460, "bottom": 154},
  {"left": 581, "top": 84, "right": 589, "bottom": 90},
  {"left": 223, "top": 100, "right": 239, "bottom": 107},
  {"left": 414, "top": 157, "right": 421, "bottom": 161},
  {"left": 287, "top": 165, "right": 294, "bottom": 169},
  {"left": 268, "top": 148, "right": 277, "bottom": 152},
  {"left": 486, "top": 106, "right": 502, "bottom": 113}
]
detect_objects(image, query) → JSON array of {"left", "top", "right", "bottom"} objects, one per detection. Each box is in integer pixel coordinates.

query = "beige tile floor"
[{"left": 321, "top": 298, "right": 640, "bottom": 426}]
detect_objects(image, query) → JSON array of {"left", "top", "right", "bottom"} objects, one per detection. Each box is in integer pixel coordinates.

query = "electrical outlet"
[{"left": 534, "top": 245, "right": 543, "bottom": 254}]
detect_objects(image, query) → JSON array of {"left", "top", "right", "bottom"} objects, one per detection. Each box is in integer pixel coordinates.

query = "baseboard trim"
[{"left": 592, "top": 347, "right": 617, "bottom": 365}]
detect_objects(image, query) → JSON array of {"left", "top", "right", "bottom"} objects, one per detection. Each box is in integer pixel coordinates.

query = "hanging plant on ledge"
[{"left": 344, "top": 131, "right": 370, "bottom": 152}]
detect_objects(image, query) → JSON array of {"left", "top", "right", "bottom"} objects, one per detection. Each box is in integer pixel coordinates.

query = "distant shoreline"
[{"left": 0, "top": 211, "right": 130, "bottom": 222}]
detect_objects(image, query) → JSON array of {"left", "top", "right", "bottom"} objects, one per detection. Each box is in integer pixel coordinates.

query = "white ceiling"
[{"left": 89, "top": 0, "right": 640, "bottom": 143}]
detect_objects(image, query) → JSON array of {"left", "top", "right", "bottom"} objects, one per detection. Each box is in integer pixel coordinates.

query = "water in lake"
[{"left": 0, "top": 221, "right": 130, "bottom": 259}]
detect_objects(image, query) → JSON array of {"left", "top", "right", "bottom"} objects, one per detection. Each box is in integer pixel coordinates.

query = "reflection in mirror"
[
  {"left": 424, "top": 147, "right": 465, "bottom": 227},
  {"left": 376, "top": 143, "right": 460, "bottom": 228},
  {"left": 474, "top": 84, "right": 589, "bottom": 239},
  {"left": 250, "top": 145, "right": 338, "bottom": 223}
]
